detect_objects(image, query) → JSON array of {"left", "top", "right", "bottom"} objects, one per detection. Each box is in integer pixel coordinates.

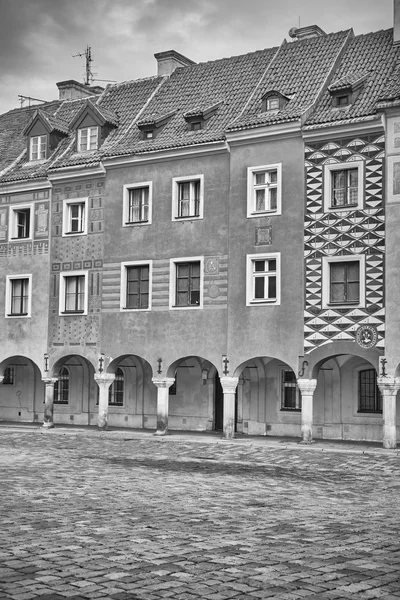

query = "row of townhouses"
[{"left": 1, "top": 14, "right": 400, "bottom": 448}]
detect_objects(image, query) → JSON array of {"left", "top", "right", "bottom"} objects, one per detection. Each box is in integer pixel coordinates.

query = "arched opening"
[
  {"left": 51, "top": 355, "right": 96, "bottom": 426},
  {"left": 0, "top": 356, "right": 43, "bottom": 423}
]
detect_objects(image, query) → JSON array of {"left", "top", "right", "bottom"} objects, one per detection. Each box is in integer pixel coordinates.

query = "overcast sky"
[{"left": 0, "top": 0, "right": 394, "bottom": 115}]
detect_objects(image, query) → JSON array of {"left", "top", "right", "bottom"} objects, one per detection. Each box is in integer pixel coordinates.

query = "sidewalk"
[{"left": 0, "top": 419, "right": 397, "bottom": 455}]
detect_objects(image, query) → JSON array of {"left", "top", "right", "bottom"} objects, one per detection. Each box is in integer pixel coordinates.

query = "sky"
[{"left": 0, "top": 0, "right": 395, "bottom": 115}]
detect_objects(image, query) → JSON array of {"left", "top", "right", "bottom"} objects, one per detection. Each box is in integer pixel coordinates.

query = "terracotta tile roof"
[
  {"left": 226, "top": 30, "right": 351, "bottom": 132},
  {"left": 328, "top": 70, "right": 368, "bottom": 92},
  {"left": 304, "top": 29, "right": 399, "bottom": 128}
]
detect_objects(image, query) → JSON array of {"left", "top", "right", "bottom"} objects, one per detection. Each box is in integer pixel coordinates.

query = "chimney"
[
  {"left": 154, "top": 50, "right": 195, "bottom": 76},
  {"left": 56, "top": 80, "right": 104, "bottom": 101},
  {"left": 288, "top": 25, "right": 326, "bottom": 41},
  {"left": 395, "top": 0, "right": 400, "bottom": 45}
]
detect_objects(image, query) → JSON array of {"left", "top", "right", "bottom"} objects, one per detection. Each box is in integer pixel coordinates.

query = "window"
[
  {"left": 54, "top": 367, "right": 69, "bottom": 404},
  {"left": 144, "top": 130, "right": 154, "bottom": 139},
  {"left": 9, "top": 204, "right": 32, "bottom": 240},
  {"left": 59, "top": 271, "right": 88, "bottom": 315},
  {"left": 359, "top": 369, "right": 382, "bottom": 413},
  {"left": 322, "top": 256, "right": 365, "bottom": 309},
  {"left": 77, "top": 126, "right": 98, "bottom": 151},
  {"left": 120, "top": 261, "right": 152, "bottom": 311},
  {"left": 6, "top": 275, "right": 31, "bottom": 318},
  {"left": 30, "top": 135, "right": 46, "bottom": 161},
  {"left": 123, "top": 182, "right": 152, "bottom": 226},
  {"left": 247, "top": 164, "right": 282, "bottom": 217},
  {"left": 324, "top": 160, "right": 364, "bottom": 211},
  {"left": 336, "top": 94, "right": 350, "bottom": 106},
  {"left": 170, "top": 257, "right": 204, "bottom": 309},
  {"left": 246, "top": 253, "right": 280, "bottom": 306},
  {"left": 172, "top": 175, "right": 204, "bottom": 221},
  {"left": 267, "top": 97, "right": 280, "bottom": 110},
  {"left": 109, "top": 368, "right": 124, "bottom": 406},
  {"left": 2, "top": 366, "right": 14, "bottom": 385},
  {"left": 281, "top": 369, "right": 301, "bottom": 410},
  {"left": 191, "top": 121, "right": 203, "bottom": 131},
  {"left": 62, "top": 198, "right": 88, "bottom": 236}
]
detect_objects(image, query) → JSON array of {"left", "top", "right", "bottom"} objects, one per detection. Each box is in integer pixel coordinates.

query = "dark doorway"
[{"left": 214, "top": 374, "right": 223, "bottom": 430}]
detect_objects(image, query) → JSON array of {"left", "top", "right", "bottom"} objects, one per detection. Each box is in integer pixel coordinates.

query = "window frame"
[
  {"left": 322, "top": 255, "right": 365, "bottom": 309},
  {"left": 62, "top": 197, "right": 88, "bottom": 237},
  {"left": 246, "top": 253, "right": 281, "bottom": 306},
  {"left": 172, "top": 174, "right": 204, "bottom": 221},
  {"left": 54, "top": 367, "right": 70, "bottom": 405},
  {"left": 77, "top": 126, "right": 99, "bottom": 152},
  {"left": 323, "top": 160, "right": 364, "bottom": 212},
  {"left": 280, "top": 368, "right": 301, "bottom": 411},
  {"left": 29, "top": 135, "right": 47, "bottom": 161},
  {"left": 120, "top": 260, "right": 153, "bottom": 312},
  {"left": 169, "top": 256, "right": 204, "bottom": 310},
  {"left": 2, "top": 366, "right": 15, "bottom": 386},
  {"left": 358, "top": 368, "right": 382, "bottom": 414},
  {"left": 59, "top": 270, "right": 89, "bottom": 316},
  {"left": 108, "top": 368, "right": 124, "bottom": 406},
  {"left": 122, "top": 182, "right": 152, "bottom": 227},
  {"left": 247, "top": 164, "right": 282, "bottom": 218},
  {"left": 9, "top": 203, "right": 33, "bottom": 241},
  {"left": 5, "top": 274, "right": 32, "bottom": 318}
]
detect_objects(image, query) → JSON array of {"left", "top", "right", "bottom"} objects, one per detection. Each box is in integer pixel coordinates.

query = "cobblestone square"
[{"left": 1, "top": 427, "right": 400, "bottom": 599}]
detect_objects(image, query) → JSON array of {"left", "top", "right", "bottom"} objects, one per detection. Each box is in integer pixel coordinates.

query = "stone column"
[
  {"left": 297, "top": 378, "right": 318, "bottom": 443},
  {"left": 220, "top": 376, "right": 239, "bottom": 439},
  {"left": 94, "top": 374, "right": 115, "bottom": 430},
  {"left": 378, "top": 377, "right": 400, "bottom": 449},
  {"left": 42, "top": 377, "right": 57, "bottom": 429},
  {"left": 152, "top": 377, "right": 175, "bottom": 435}
]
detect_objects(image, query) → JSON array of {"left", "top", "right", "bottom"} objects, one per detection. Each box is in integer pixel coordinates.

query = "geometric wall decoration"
[{"left": 304, "top": 133, "right": 385, "bottom": 353}]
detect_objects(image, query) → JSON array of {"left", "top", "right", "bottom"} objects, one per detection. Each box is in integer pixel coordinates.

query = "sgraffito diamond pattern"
[{"left": 304, "top": 134, "right": 385, "bottom": 352}]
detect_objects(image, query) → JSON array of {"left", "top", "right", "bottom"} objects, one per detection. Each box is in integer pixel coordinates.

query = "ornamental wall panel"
[{"left": 304, "top": 134, "right": 385, "bottom": 352}]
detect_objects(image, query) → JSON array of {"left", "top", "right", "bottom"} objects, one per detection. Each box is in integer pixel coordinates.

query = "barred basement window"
[
  {"left": 358, "top": 369, "right": 382, "bottom": 413},
  {"left": 108, "top": 368, "right": 124, "bottom": 406}
]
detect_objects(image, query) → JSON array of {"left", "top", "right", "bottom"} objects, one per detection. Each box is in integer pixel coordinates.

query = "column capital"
[
  {"left": 152, "top": 377, "right": 175, "bottom": 389},
  {"left": 297, "top": 378, "right": 318, "bottom": 395},
  {"left": 377, "top": 377, "right": 400, "bottom": 396},
  {"left": 42, "top": 377, "right": 58, "bottom": 386},
  {"left": 94, "top": 374, "right": 115, "bottom": 386},
  {"left": 220, "top": 376, "right": 239, "bottom": 394}
]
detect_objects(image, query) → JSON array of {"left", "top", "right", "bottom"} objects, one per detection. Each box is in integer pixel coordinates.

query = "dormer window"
[
  {"left": 144, "top": 130, "right": 154, "bottom": 139},
  {"left": 328, "top": 72, "right": 367, "bottom": 109},
  {"left": 191, "top": 121, "right": 203, "bottom": 131},
  {"left": 336, "top": 95, "right": 350, "bottom": 107},
  {"left": 30, "top": 135, "right": 47, "bottom": 161},
  {"left": 183, "top": 102, "right": 222, "bottom": 132},
  {"left": 137, "top": 111, "right": 176, "bottom": 141},
  {"left": 266, "top": 97, "right": 280, "bottom": 111},
  {"left": 77, "top": 126, "right": 98, "bottom": 152},
  {"left": 261, "top": 91, "right": 289, "bottom": 113}
]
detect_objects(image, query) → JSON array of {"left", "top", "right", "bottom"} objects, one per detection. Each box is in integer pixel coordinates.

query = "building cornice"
[
  {"left": 47, "top": 164, "right": 106, "bottom": 182},
  {"left": 0, "top": 179, "right": 51, "bottom": 194},
  {"left": 225, "top": 121, "right": 301, "bottom": 145},
  {"left": 302, "top": 116, "right": 384, "bottom": 140}
]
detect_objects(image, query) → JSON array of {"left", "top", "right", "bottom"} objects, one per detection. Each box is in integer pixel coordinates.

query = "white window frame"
[
  {"left": 246, "top": 252, "right": 281, "bottom": 306},
  {"left": 62, "top": 197, "right": 88, "bottom": 237},
  {"left": 247, "top": 163, "right": 282, "bottom": 218},
  {"left": 172, "top": 175, "right": 204, "bottom": 221},
  {"left": 9, "top": 203, "right": 33, "bottom": 241},
  {"left": 59, "top": 270, "right": 89, "bottom": 316},
  {"left": 322, "top": 255, "right": 365, "bottom": 309},
  {"left": 5, "top": 274, "right": 32, "bottom": 318},
  {"left": 280, "top": 367, "right": 301, "bottom": 411},
  {"left": 169, "top": 256, "right": 204, "bottom": 310},
  {"left": 77, "top": 126, "right": 99, "bottom": 152},
  {"left": 29, "top": 135, "right": 47, "bottom": 161},
  {"left": 120, "top": 260, "right": 153, "bottom": 311},
  {"left": 122, "top": 182, "right": 152, "bottom": 227},
  {"left": 323, "top": 159, "right": 364, "bottom": 212}
]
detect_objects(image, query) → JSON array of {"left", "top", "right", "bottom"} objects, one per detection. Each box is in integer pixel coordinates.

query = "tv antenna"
[{"left": 73, "top": 45, "right": 94, "bottom": 85}]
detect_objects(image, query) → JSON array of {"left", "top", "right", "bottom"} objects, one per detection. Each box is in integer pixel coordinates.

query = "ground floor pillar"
[
  {"left": 42, "top": 378, "right": 57, "bottom": 429},
  {"left": 220, "top": 376, "right": 238, "bottom": 440},
  {"left": 94, "top": 374, "right": 115, "bottom": 430},
  {"left": 297, "top": 379, "right": 318, "bottom": 444},
  {"left": 152, "top": 377, "right": 175, "bottom": 436},
  {"left": 378, "top": 378, "right": 400, "bottom": 449}
]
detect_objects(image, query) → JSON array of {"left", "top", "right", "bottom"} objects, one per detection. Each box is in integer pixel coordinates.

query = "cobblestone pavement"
[{"left": 1, "top": 427, "right": 400, "bottom": 600}]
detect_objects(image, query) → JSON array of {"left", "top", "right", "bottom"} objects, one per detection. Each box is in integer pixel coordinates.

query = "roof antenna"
[
  {"left": 299, "top": 16, "right": 301, "bottom": 28},
  {"left": 73, "top": 45, "right": 94, "bottom": 86}
]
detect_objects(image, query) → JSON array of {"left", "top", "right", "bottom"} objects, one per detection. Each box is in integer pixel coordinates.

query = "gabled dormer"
[
  {"left": 23, "top": 110, "right": 69, "bottom": 162},
  {"left": 261, "top": 90, "right": 290, "bottom": 113},
  {"left": 69, "top": 100, "right": 118, "bottom": 152},
  {"left": 137, "top": 110, "right": 176, "bottom": 140},
  {"left": 328, "top": 71, "right": 368, "bottom": 108},
  {"left": 183, "top": 102, "right": 222, "bottom": 131}
]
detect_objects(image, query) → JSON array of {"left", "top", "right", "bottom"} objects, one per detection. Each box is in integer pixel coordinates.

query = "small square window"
[
  {"left": 120, "top": 261, "right": 152, "bottom": 311},
  {"left": 172, "top": 175, "right": 204, "bottom": 221},
  {"left": 30, "top": 135, "right": 47, "bottom": 161},
  {"left": 322, "top": 256, "right": 365, "bottom": 309},
  {"left": 6, "top": 275, "right": 32, "bottom": 318},
  {"left": 169, "top": 257, "right": 204, "bottom": 310},
  {"left": 281, "top": 369, "right": 301, "bottom": 410},
  {"left": 324, "top": 161, "right": 364, "bottom": 211},
  {"left": 267, "top": 97, "right": 280, "bottom": 110},
  {"left": 191, "top": 121, "right": 203, "bottom": 131},
  {"left": 9, "top": 204, "right": 32, "bottom": 240},
  {"left": 77, "top": 127, "right": 98, "bottom": 152},
  {"left": 62, "top": 198, "right": 88, "bottom": 236},
  {"left": 59, "top": 271, "right": 88, "bottom": 315},
  {"left": 246, "top": 253, "right": 280, "bottom": 306},
  {"left": 247, "top": 164, "right": 282, "bottom": 217},
  {"left": 336, "top": 95, "right": 350, "bottom": 106}
]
